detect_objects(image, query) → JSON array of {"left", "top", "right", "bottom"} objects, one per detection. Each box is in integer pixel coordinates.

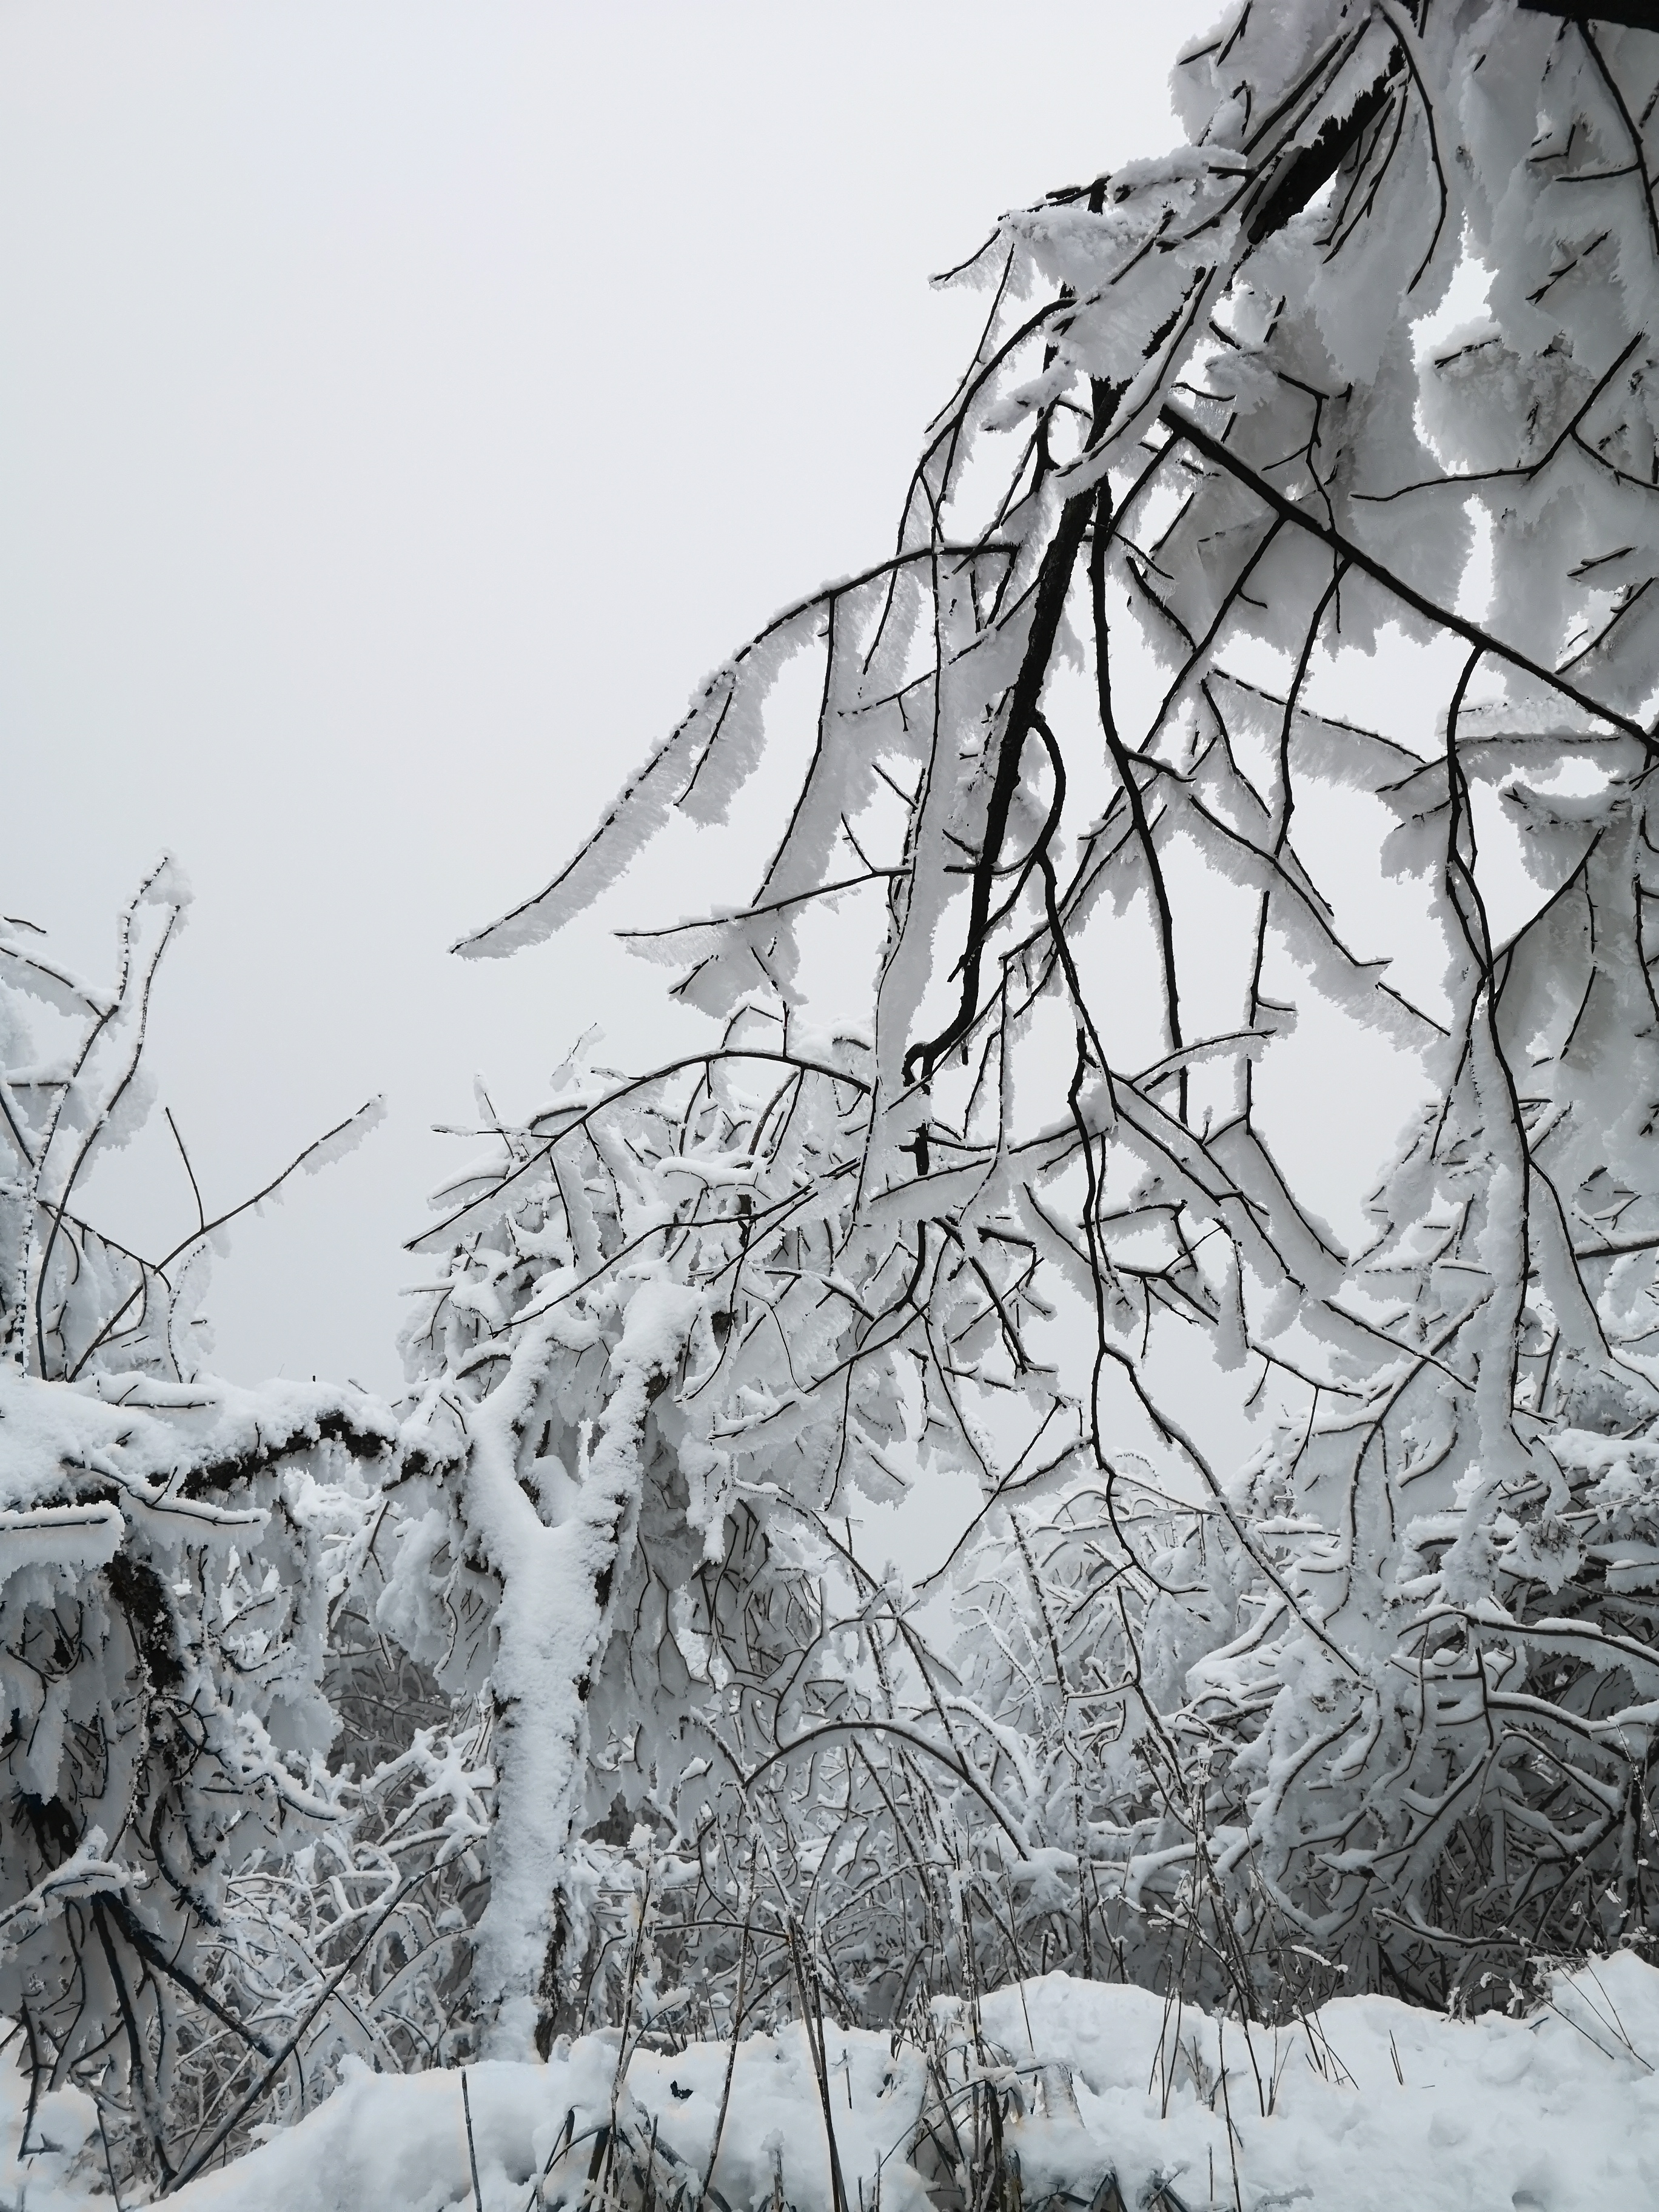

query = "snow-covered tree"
[
  {"left": 390, "top": 1040, "right": 880, "bottom": 2054},
  {"left": 403, "top": 0, "right": 1659, "bottom": 2045},
  {"left": 0, "top": 877, "right": 404, "bottom": 2186},
  {"left": 26, "top": 0, "right": 1659, "bottom": 2167}
]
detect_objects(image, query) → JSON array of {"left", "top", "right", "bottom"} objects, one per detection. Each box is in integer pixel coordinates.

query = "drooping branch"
[
  {"left": 1245, "top": 57, "right": 1401, "bottom": 245},
  {"left": 1160, "top": 402, "right": 1659, "bottom": 754},
  {"left": 902, "top": 485, "right": 1099, "bottom": 1089},
  {"left": 1088, "top": 477, "right": 1188, "bottom": 1122}
]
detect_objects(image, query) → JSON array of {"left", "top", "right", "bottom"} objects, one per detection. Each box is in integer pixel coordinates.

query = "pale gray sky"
[{"left": 0, "top": 0, "right": 1218, "bottom": 1394}]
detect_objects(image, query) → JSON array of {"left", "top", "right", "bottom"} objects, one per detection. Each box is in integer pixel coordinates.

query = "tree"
[
  {"left": 403, "top": 0, "right": 1659, "bottom": 2049},
  {"left": 18, "top": 0, "right": 1659, "bottom": 2168},
  {"left": 0, "top": 874, "right": 413, "bottom": 2188}
]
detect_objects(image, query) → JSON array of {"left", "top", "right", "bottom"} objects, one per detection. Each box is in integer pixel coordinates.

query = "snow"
[
  {"left": 975, "top": 1957, "right": 1659, "bottom": 2210},
  {"left": 6, "top": 1955, "right": 1657, "bottom": 2211}
]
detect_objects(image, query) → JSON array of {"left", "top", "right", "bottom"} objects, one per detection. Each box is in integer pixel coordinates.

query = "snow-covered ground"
[{"left": 5, "top": 1954, "right": 1657, "bottom": 2212}]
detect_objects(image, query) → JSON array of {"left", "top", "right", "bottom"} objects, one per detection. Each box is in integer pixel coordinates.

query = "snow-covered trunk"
[{"left": 464, "top": 1281, "right": 703, "bottom": 2057}]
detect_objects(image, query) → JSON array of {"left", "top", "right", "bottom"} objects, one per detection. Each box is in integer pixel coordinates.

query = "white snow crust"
[{"left": 6, "top": 1954, "right": 1658, "bottom": 2212}]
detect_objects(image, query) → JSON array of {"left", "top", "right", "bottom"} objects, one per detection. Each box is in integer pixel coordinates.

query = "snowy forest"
[{"left": 9, "top": 1, "right": 1659, "bottom": 2205}]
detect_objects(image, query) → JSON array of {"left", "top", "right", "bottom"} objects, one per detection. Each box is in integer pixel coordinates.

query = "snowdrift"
[{"left": 6, "top": 1954, "right": 1658, "bottom": 2212}]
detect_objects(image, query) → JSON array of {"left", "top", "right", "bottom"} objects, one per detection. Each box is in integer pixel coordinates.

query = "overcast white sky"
[{"left": 0, "top": 0, "right": 1219, "bottom": 1395}]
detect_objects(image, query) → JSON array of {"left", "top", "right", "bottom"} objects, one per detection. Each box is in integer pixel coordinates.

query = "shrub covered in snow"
[{"left": 0, "top": 885, "right": 400, "bottom": 2185}]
